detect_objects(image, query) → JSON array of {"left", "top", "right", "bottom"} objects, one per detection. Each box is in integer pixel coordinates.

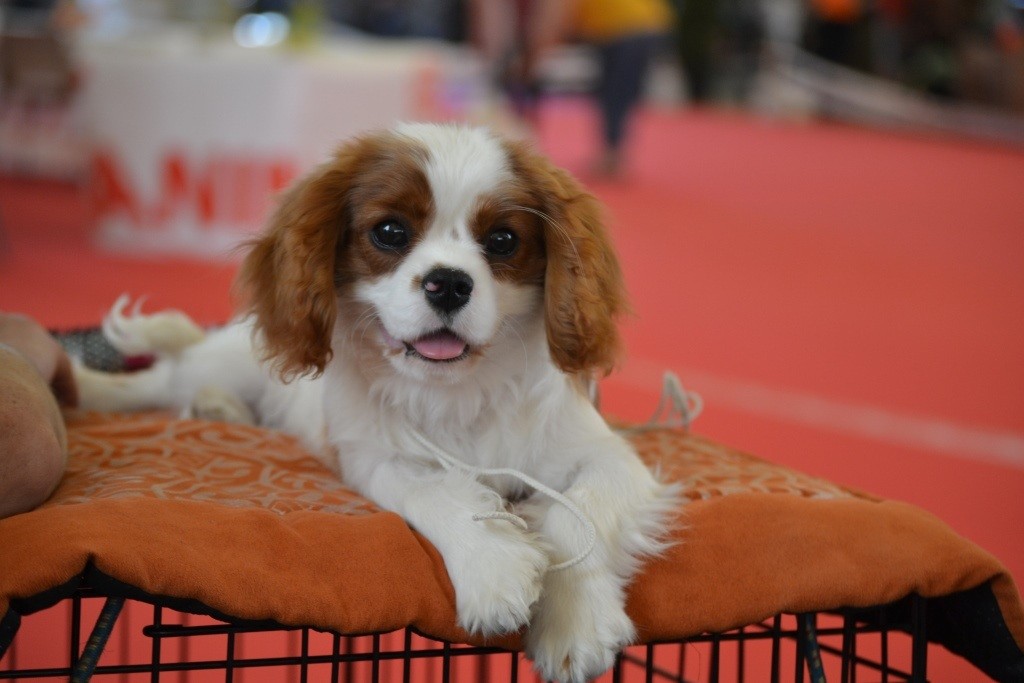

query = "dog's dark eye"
[
  {"left": 484, "top": 229, "right": 518, "bottom": 257},
  {"left": 370, "top": 221, "right": 409, "bottom": 251}
]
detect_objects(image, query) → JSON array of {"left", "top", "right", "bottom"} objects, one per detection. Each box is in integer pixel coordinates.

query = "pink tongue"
[{"left": 411, "top": 331, "right": 468, "bottom": 360}]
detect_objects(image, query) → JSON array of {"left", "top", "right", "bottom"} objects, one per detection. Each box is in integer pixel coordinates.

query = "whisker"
[
  {"left": 507, "top": 204, "right": 582, "bottom": 268},
  {"left": 339, "top": 308, "right": 382, "bottom": 352},
  {"left": 499, "top": 313, "right": 531, "bottom": 376},
  {"left": 354, "top": 312, "right": 379, "bottom": 347}
]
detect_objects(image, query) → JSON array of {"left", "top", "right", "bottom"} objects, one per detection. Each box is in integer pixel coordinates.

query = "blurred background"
[{"left": 1, "top": 0, "right": 1022, "bottom": 680}]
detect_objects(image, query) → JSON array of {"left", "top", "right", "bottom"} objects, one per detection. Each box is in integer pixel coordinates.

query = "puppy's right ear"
[{"left": 235, "top": 147, "right": 361, "bottom": 381}]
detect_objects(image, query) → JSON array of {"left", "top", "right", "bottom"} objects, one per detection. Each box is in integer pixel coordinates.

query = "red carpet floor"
[{"left": 1, "top": 103, "right": 1022, "bottom": 681}]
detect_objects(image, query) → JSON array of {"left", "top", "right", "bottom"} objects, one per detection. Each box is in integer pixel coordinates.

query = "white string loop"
[
  {"left": 408, "top": 430, "right": 597, "bottom": 571},
  {"left": 406, "top": 371, "right": 699, "bottom": 571},
  {"left": 471, "top": 510, "right": 529, "bottom": 530},
  {"left": 615, "top": 372, "right": 703, "bottom": 435}
]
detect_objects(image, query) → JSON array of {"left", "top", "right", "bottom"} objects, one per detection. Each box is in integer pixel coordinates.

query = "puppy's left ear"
[{"left": 513, "top": 146, "right": 629, "bottom": 376}]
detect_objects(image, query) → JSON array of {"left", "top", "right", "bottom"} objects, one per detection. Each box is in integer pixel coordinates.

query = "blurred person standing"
[
  {"left": 903, "top": 0, "right": 970, "bottom": 98},
  {"left": 571, "top": 0, "right": 674, "bottom": 176},
  {"left": 471, "top": 0, "right": 673, "bottom": 177},
  {"left": 673, "top": 0, "right": 719, "bottom": 103},
  {"left": 672, "top": 0, "right": 764, "bottom": 104}
]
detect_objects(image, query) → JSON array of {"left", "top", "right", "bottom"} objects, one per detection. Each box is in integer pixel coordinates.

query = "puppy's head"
[{"left": 237, "top": 124, "right": 626, "bottom": 383}]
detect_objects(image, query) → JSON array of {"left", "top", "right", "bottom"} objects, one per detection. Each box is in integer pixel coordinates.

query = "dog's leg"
[
  {"left": 523, "top": 434, "right": 679, "bottom": 683},
  {"left": 346, "top": 453, "right": 549, "bottom": 636},
  {"left": 76, "top": 311, "right": 268, "bottom": 420},
  {"left": 74, "top": 361, "right": 177, "bottom": 412},
  {"left": 185, "top": 385, "right": 256, "bottom": 425}
]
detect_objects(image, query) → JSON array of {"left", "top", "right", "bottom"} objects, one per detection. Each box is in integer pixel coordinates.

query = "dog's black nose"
[{"left": 423, "top": 267, "right": 474, "bottom": 314}]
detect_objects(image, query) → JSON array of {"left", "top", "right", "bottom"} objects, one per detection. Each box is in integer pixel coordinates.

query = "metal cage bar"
[{"left": 0, "top": 590, "right": 930, "bottom": 682}]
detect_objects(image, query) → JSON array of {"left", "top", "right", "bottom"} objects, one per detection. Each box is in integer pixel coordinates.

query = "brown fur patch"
[
  {"left": 470, "top": 189, "right": 547, "bottom": 286},
  {"left": 235, "top": 132, "right": 433, "bottom": 380},
  {"left": 502, "top": 140, "right": 629, "bottom": 376},
  {"left": 337, "top": 141, "right": 434, "bottom": 285}
]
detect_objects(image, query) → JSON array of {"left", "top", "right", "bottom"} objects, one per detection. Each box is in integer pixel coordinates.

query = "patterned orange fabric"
[
  {"left": 51, "top": 414, "right": 375, "bottom": 516},
  {"left": 628, "top": 428, "right": 862, "bottom": 502},
  {"left": 1, "top": 411, "right": 1021, "bottom": 655},
  {"left": 53, "top": 414, "right": 856, "bottom": 512}
]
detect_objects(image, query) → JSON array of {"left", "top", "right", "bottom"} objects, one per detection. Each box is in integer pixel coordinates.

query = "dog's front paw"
[
  {"left": 450, "top": 524, "right": 548, "bottom": 637},
  {"left": 525, "top": 571, "right": 635, "bottom": 683},
  {"left": 186, "top": 386, "right": 256, "bottom": 425}
]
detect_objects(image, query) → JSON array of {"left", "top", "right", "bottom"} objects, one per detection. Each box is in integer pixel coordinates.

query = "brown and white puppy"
[{"left": 76, "top": 124, "right": 676, "bottom": 683}]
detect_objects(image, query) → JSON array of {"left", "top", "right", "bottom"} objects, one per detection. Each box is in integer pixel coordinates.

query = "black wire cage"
[{"left": 0, "top": 581, "right": 930, "bottom": 683}]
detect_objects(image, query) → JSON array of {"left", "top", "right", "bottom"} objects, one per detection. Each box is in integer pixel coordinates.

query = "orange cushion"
[{"left": 1, "top": 411, "right": 1021, "bottom": 662}]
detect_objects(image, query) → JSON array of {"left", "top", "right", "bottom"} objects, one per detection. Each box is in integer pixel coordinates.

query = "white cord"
[
  {"left": 616, "top": 372, "right": 703, "bottom": 435},
  {"left": 471, "top": 510, "right": 529, "bottom": 530},
  {"left": 405, "top": 371, "right": 699, "bottom": 571},
  {"left": 407, "top": 430, "right": 597, "bottom": 571}
]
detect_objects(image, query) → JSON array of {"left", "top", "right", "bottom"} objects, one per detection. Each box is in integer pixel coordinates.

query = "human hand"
[{"left": 0, "top": 313, "right": 78, "bottom": 407}]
